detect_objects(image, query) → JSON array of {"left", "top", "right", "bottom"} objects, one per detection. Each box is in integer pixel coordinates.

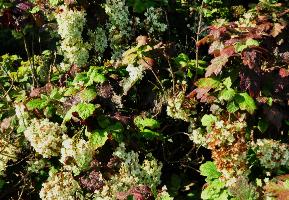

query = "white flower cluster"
[
  {"left": 191, "top": 119, "right": 249, "bottom": 186},
  {"left": 252, "top": 139, "right": 289, "bottom": 170},
  {"left": 0, "top": 139, "right": 19, "bottom": 176},
  {"left": 104, "top": 0, "right": 131, "bottom": 59},
  {"left": 88, "top": 27, "right": 108, "bottom": 54},
  {"left": 167, "top": 91, "right": 190, "bottom": 122},
  {"left": 210, "top": 120, "right": 246, "bottom": 146},
  {"left": 39, "top": 171, "right": 81, "bottom": 200},
  {"left": 60, "top": 135, "right": 94, "bottom": 175},
  {"left": 122, "top": 64, "right": 145, "bottom": 95},
  {"left": 24, "top": 118, "right": 63, "bottom": 158},
  {"left": 56, "top": 6, "right": 89, "bottom": 67},
  {"left": 189, "top": 128, "right": 207, "bottom": 146},
  {"left": 94, "top": 143, "right": 162, "bottom": 199},
  {"left": 144, "top": 7, "right": 167, "bottom": 35}
]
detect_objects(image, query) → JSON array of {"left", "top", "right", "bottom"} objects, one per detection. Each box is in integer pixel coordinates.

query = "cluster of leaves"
[{"left": 2, "top": 0, "right": 289, "bottom": 199}]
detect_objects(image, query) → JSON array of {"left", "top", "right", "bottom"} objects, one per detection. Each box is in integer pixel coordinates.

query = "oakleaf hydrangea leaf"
[
  {"left": 63, "top": 103, "right": 98, "bottom": 122},
  {"left": 205, "top": 55, "right": 229, "bottom": 77},
  {"left": 235, "top": 93, "right": 256, "bottom": 114},
  {"left": 26, "top": 98, "right": 48, "bottom": 110},
  {"left": 134, "top": 116, "right": 160, "bottom": 130},
  {"left": 89, "top": 130, "right": 108, "bottom": 149},
  {"left": 79, "top": 88, "right": 97, "bottom": 102},
  {"left": 200, "top": 161, "right": 221, "bottom": 182},
  {"left": 201, "top": 114, "right": 217, "bottom": 127}
]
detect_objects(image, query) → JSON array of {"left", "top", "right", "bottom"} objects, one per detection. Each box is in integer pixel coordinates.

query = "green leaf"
[
  {"left": 0, "top": 179, "right": 5, "bottom": 190},
  {"left": 26, "top": 98, "right": 48, "bottom": 110},
  {"left": 97, "top": 116, "right": 111, "bottom": 129},
  {"left": 107, "top": 122, "right": 124, "bottom": 134},
  {"left": 201, "top": 179, "right": 230, "bottom": 200},
  {"left": 218, "top": 88, "right": 236, "bottom": 101},
  {"left": 267, "top": 97, "right": 273, "bottom": 106},
  {"left": 44, "top": 105, "right": 55, "bottom": 118},
  {"left": 227, "top": 101, "right": 239, "bottom": 113},
  {"left": 89, "top": 130, "right": 108, "bottom": 149},
  {"left": 73, "top": 72, "right": 88, "bottom": 85},
  {"left": 76, "top": 152, "right": 93, "bottom": 174},
  {"left": 234, "top": 39, "right": 259, "bottom": 53},
  {"left": 175, "top": 53, "right": 189, "bottom": 67},
  {"left": 168, "top": 174, "right": 181, "bottom": 196},
  {"left": 134, "top": 116, "right": 160, "bottom": 130},
  {"left": 74, "top": 103, "right": 96, "bottom": 119},
  {"left": 245, "top": 38, "right": 259, "bottom": 47},
  {"left": 234, "top": 42, "right": 247, "bottom": 53},
  {"left": 235, "top": 93, "right": 256, "bottom": 114},
  {"left": 258, "top": 119, "right": 269, "bottom": 133},
  {"left": 141, "top": 128, "right": 162, "bottom": 139},
  {"left": 87, "top": 67, "right": 106, "bottom": 86},
  {"left": 64, "top": 103, "right": 98, "bottom": 122},
  {"left": 79, "top": 88, "right": 97, "bottom": 102},
  {"left": 64, "top": 87, "right": 78, "bottom": 96},
  {"left": 201, "top": 114, "right": 217, "bottom": 127},
  {"left": 127, "top": 0, "right": 157, "bottom": 13},
  {"left": 50, "top": 88, "right": 62, "bottom": 100},
  {"left": 223, "top": 77, "right": 232, "bottom": 89},
  {"left": 195, "top": 78, "right": 220, "bottom": 89},
  {"left": 30, "top": 6, "right": 40, "bottom": 14},
  {"left": 200, "top": 161, "right": 221, "bottom": 182}
]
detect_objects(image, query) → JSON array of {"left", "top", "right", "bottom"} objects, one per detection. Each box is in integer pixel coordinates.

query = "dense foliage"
[{"left": 1, "top": 0, "right": 289, "bottom": 199}]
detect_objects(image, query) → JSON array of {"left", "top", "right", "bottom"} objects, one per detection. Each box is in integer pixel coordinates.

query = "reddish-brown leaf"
[
  {"left": 30, "top": 83, "right": 53, "bottom": 97},
  {"left": 239, "top": 71, "right": 260, "bottom": 97},
  {"left": 205, "top": 55, "right": 229, "bottom": 77},
  {"left": 241, "top": 47, "right": 267, "bottom": 70},
  {"left": 220, "top": 46, "right": 236, "bottom": 57},
  {"left": 209, "top": 26, "right": 228, "bottom": 40},
  {"left": 279, "top": 68, "right": 289, "bottom": 78},
  {"left": 208, "top": 40, "right": 223, "bottom": 55},
  {"left": 196, "top": 35, "right": 213, "bottom": 47}
]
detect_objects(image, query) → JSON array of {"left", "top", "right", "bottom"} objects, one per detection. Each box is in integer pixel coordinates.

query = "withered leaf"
[
  {"left": 271, "top": 23, "right": 286, "bottom": 37},
  {"left": 264, "top": 175, "right": 289, "bottom": 200},
  {"left": 0, "top": 117, "right": 13, "bottom": 132}
]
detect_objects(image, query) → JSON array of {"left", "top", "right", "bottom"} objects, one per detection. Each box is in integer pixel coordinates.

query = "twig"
[
  {"left": 23, "top": 34, "right": 38, "bottom": 88},
  {"left": 194, "top": 1, "right": 204, "bottom": 82}
]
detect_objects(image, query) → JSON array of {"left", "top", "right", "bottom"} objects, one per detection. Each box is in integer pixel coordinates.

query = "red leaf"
[{"left": 279, "top": 68, "right": 289, "bottom": 78}]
